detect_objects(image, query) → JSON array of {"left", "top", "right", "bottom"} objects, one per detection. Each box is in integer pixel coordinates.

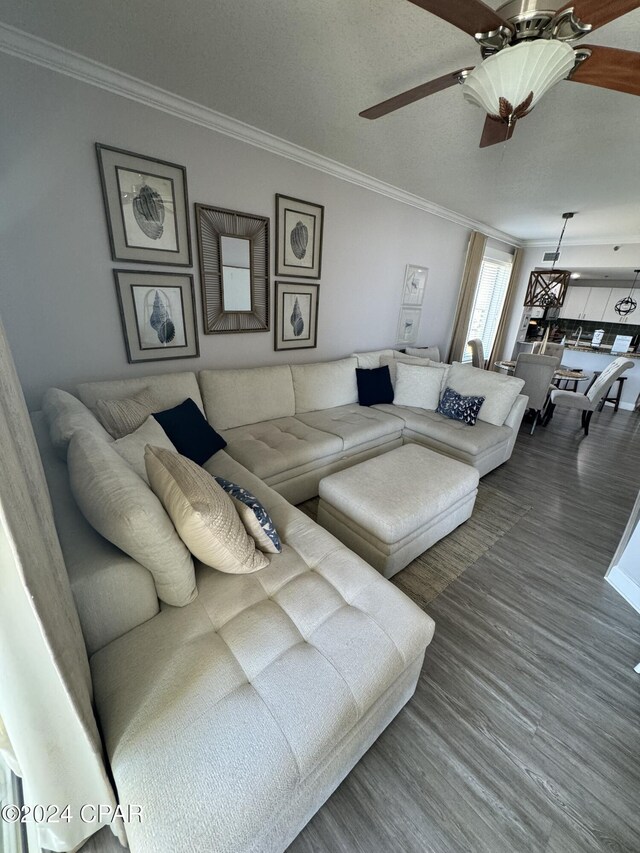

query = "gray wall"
[{"left": 0, "top": 53, "right": 470, "bottom": 410}]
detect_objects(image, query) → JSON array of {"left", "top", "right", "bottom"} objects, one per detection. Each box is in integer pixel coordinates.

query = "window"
[{"left": 463, "top": 249, "right": 513, "bottom": 364}]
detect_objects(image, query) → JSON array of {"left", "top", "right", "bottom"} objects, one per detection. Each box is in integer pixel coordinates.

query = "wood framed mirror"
[{"left": 195, "top": 203, "right": 269, "bottom": 333}]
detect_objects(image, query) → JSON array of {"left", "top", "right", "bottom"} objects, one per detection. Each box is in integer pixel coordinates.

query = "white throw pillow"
[
  {"left": 351, "top": 349, "right": 396, "bottom": 369},
  {"left": 405, "top": 346, "right": 441, "bottom": 361},
  {"left": 113, "top": 416, "right": 176, "bottom": 482},
  {"left": 394, "top": 362, "right": 448, "bottom": 411},
  {"left": 145, "top": 446, "right": 270, "bottom": 574},
  {"left": 68, "top": 430, "right": 197, "bottom": 607},
  {"left": 447, "top": 362, "right": 525, "bottom": 426}
]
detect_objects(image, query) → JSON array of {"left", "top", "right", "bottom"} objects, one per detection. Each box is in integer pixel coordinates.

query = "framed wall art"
[
  {"left": 402, "top": 264, "right": 428, "bottom": 306},
  {"left": 396, "top": 307, "right": 421, "bottom": 346},
  {"left": 274, "top": 281, "right": 319, "bottom": 351},
  {"left": 96, "top": 144, "right": 192, "bottom": 266},
  {"left": 114, "top": 270, "right": 199, "bottom": 363},
  {"left": 275, "top": 194, "right": 324, "bottom": 279},
  {"left": 195, "top": 203, "right": 269, "bottom": 333}
]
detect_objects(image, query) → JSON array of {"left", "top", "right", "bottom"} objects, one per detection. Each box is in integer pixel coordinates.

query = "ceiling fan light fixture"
[{"left": 461, "top": 40, "right": 576, "bottom": 123}]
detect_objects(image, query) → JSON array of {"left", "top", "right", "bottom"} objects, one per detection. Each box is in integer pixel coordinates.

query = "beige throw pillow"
[
  {"left": 145, "top": 446, "right": 270, "bottom": 574},
  {"left": 42, "top": 387, "right": 113, "bottom": 460},
  {"left": 113, "top": 416, "right": 176, "bottom": 482},
  {"left": 95, "top": 387, "right": 157, "bottom": 439},
  {"left": 394, "top": 361, "right": 448, "bottom": 411},
  {"left": 68, "top": 430, "right": 197, "bottom": 607}
]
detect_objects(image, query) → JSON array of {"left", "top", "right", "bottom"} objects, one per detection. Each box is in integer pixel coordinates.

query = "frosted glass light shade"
[{"left": 462, "top": 41, "right": 576, "bottom": 119}]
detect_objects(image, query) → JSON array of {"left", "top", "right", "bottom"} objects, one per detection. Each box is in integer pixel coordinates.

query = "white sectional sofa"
[{"left": 33, "top": 350, "right": 526, "bottom": 853}]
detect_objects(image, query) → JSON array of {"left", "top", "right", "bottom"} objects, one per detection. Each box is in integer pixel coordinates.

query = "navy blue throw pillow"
[
  {"left": 436, "top": 387, "right": 485, "bottom": 426},
  {"left": 356, "top": 366, "right": 394, "bottom": 407},
  {"left": 153, "top": 398, "right": 226, "bottom": 465}
]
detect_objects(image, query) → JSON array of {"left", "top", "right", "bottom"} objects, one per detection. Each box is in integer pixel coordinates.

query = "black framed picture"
[
  {"left": 275, "top": 194, "right": 324, "bottom": 279},
  {"left": 274, "top": 281, "right": 319, "bottom": 351},
  {"left": 114, "top": 270, "right": 199, "bottom": 363},
  {"left": 96, "top": 144, "right": 192, "bottom": 266}
]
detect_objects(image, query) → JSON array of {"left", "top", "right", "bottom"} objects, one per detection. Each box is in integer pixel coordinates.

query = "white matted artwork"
[
  {"left": 114, "top": 270, "right": 199, "bottom": 363},
  {"left": 274, "top": 281, "right": 319, "bottom": 350},
  {"left": 402, "top": 265, "right": 428, "bottom": 306},
  {"left": 397, "top": 307, "right": 421, "bottom": 345}
]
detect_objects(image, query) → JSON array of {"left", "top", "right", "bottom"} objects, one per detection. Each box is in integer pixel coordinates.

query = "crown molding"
[
  {"left": 523, "top": 237, "right": 640, "bottom": 248},
  {"left": 0, "top": 22, "right": 522, "bottom": 246}
]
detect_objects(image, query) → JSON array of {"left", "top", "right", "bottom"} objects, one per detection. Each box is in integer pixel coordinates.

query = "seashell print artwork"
[
  {"left": 290, "top": 297, "right": 304, "bottom": 337},
  {"left": 148, "top": 289, "right": 176, "bottom": 344},
  {"left": 133, "top": 184, "right": 165, "bottom": 240},
  {"left": 290, "top": 220, "right": 308, "bottom": 260}
]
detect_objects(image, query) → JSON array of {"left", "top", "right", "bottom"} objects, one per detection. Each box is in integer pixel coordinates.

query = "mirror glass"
[{"left": 221, "top": 236, "right": 251, "bottom": 311}]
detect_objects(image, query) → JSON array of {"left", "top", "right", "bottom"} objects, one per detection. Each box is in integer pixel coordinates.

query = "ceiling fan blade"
[
  {"left": 479, "top": 116, "right": 515, "bottom": 148},
  {"left": 558, "top": 0, "right": 640, "bottom": 32},
  {"left": 570, "top": 44, "right": 640, "bottom": 95},
  {"left": 360, "top": 68, "right": 473, "bottom": 119},
  {"left": 406, "top": 0, "right": 512, "bottom": 37}
]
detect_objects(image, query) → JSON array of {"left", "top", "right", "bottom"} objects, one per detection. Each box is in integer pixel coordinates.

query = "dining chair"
[
  {"left": 542, "top": 357, "right": 634, "bottom": 436},
  {"left": 514, "top": 354, "right": 558, "bottom": 434},
  {"left": 532, "top": 341, "right": 565, "bottom": 362},
  {"left": 467, "top": 338, "right": 485, "bottom": 369}
]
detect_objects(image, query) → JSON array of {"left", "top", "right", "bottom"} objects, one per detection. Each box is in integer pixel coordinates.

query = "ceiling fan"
[{"left": 360, "top": 0, "right": 640, "bottom": 147}]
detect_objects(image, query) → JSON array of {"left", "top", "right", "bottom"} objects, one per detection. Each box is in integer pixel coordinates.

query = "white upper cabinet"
[
  {"left": 559, "top": 286, "right": 590, "bottom": 319},
  {"left": 583, "top": 287, "right": 612, "bottom": 322}
]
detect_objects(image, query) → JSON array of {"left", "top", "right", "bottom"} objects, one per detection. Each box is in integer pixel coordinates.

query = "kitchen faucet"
[{"left": 573, "top": 326, "right": 583, "bottom": 347}]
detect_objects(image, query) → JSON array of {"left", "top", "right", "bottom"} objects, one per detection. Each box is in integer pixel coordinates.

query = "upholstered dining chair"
[
  {"left": 532, "top": 341, "right": 565, "bottom": 362},
  {"left": 514, "top": 354, "right": 559, "bottom": 434},
  {"left": 542, "top": 357, "right": 634, "bottom": 436},
  {"left": 467, "top": 338, "right": 485, "bottom": 369}
]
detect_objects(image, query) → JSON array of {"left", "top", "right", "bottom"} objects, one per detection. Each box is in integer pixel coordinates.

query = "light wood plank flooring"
[{"left": 79, "top": 406, "right": 640, "bottom": 853}]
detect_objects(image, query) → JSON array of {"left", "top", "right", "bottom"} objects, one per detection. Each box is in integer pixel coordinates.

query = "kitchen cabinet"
[
  {"left": 559, "top": 286, "right": 615, "bottom": 322},
  {"left": 559, "top": 286, "right": 590, "bottom": 319}
]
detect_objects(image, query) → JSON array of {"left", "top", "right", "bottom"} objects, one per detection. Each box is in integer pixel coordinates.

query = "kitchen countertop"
[{"left": 564, "top": 344, "right": 640, "bottom": 359}]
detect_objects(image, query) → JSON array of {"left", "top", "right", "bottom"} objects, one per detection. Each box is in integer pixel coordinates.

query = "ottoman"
[{"left": 317, "top": 444, "right": 479, "bottom": 578}]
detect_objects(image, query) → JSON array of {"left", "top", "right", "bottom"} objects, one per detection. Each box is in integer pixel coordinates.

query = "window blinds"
[{"left": 463, "top": 258, "right": 513, "bottom": 363}]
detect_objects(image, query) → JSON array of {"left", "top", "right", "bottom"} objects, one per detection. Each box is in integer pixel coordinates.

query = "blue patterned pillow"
[
  {"left": 436, "top": 387, "right": 485, "bottom": 426},
  {"left": 214, "top": 477, "right": 282, "bottom": 554}
]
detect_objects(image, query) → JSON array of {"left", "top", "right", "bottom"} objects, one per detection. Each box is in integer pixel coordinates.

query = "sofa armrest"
[{"left": 503, "top": 393, "right": 528, "bottom": 458}]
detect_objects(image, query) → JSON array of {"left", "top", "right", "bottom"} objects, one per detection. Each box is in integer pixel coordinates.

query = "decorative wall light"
[
  {"left": 524, "top": 212, "right": 575, "bottom": 307},
  {"left": 614, "top": 269, "right": 639, "bottom": 317}
]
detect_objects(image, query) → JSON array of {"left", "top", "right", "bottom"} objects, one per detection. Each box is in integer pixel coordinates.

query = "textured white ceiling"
[{"left": 2, "top": 0, "right": 639, "bottom": 242}]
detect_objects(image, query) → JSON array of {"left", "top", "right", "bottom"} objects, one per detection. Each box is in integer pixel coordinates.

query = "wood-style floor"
[
  {"left": 287, "top": 406, "right": 640, "bottom": 853},
  {"left": 79, "top": 406, "right": 640, "bottom": 853}
]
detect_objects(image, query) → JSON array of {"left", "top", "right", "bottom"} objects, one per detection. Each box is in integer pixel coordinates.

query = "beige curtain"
[
  {"left": 447, "top": 231, "right": 487, "bottom": 363},
  {"left": 488, "top": 247, "right": 524, "bottom": 369},
  {"left": 0, "top": 315, "right": 124, "bottom": 852}
]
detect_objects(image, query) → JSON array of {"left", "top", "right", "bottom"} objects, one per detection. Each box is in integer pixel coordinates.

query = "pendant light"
[
  {"left": 614, "top": 269, "right": 639, "bottom": 317},
  {"left": 524, "top": 212, "right": 576, "bottom": 307}
]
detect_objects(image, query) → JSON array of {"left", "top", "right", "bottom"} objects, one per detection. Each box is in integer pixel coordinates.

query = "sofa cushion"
[
  {"left": 374, "top": 405, "right": 512, "bottom": 456},
  {"left": 77, "top": 371, "right": 204, "bottom": 414},
  {"left": 221, "top": 417, "right": 343, "bottom": 481},
  {"left": 295, "top": 405, "right": 403, "bottom": 452},
  {"left": 356, "top": 366, "right": 394, "bottom": 406},
  {"left": 199, "top": 366, "right": 295, "bottom": 431},
  {"left": 291, "top": 358, "right": 358, "bottom": 413},
  {"left": 214, "top": 476, "right": 282, "bottom": 554},
  {"left": 446, "top": 362, "right": 525, "bottom": 426},
  {"left": 153, "top": 397, "right": 226, "bottom": 464},
  {"left": 67, "top": 430, "right": 196, "bottom": 607},
  {"left": 145, "top": 446, "right": 269, "bottom": 574},
  {"left": 394, "top": 361, "right": 447, "bottom": 411},
  {"left": 90, "top": 500, "right": 434, "bottom": 853},
  {"left": 95, "top": 387, "right": 158, "bottom": 439},
  {"left": 404, "top": 346, "right": 441, "bottom": 361},
  {"left": 436, "top": 386, "right": 485, "bottom": 426},
  {"left": 42, "top": 388, "right": 113, "bottom": 461},
  {"left": 113, "top": 415, "right": 176, "bottom": 482},
  {"left": 351, "top": 349, "right": 396, "bottom": 369}
]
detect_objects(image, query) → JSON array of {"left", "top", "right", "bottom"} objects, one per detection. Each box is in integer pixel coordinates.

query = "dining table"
[{"left": 495, "top": 361, "right": 591, "bottom": 392}]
